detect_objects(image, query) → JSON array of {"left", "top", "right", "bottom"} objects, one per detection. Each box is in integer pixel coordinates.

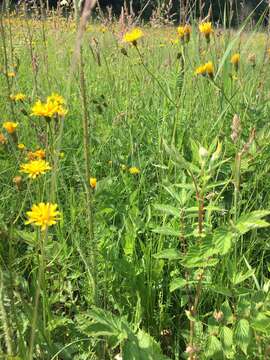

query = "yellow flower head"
[
  {"left": 31, "top": 96, "right": 68, "bottom": 118},
  {"left": 231, "top": 53, "right": 240, "bottom": 65},
  {"left": 20, "top": 159, "right": 51, "bottom": 179},
  {"left": 129, "top": 166, "right": 140, "bottom": 175},
  {"left": 27, "top": 149, "right": 46, "bottom": 160},
  {"left": 0, "top": 133, "right": 7, "bottom": 144},
  {"left": 47, "top": 92, "right": 65, "bottom": 105},
  {"left": 10, "top": 93, "right": 26, "bottom": 102},
  {"left": 123, "top": 28, "right": 143, "bottom": 45},
  {"left": 89, "top": 177, "right": 97, "bottom": 189},
  {"left": 25, "top": 202, "right": 61, "bottom": 231},
  {"left": 18, "top": 143, "right": 25, "bottom": 150},
  {"left": 177, "top": 24, "right": 191, "bottom": 42},
  {"left": 199, "top": 22, "right": 213, "bottom": 41},
  {"left": 7, "top": 71, "right": 16, "bottom": 78},
  {"left": 3, "top": 121, "right": 18, "bottom": 134},
  {"left": 195, "top": 61, "right": 214, "bottom": 77}
]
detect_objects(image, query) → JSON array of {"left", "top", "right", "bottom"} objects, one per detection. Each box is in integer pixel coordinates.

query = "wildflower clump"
[
  {"left": 177, "top": 24, "right": 191, "bottom": 43},
  {"left": 199, "top": 22, "right": 213, "bottom": 43},
  {"left": 123, "top": 28, "right": 143, "bottom": 46},
  {"left": 25, "top": 202, "right": 61, "bottom": 231},
  {"left": 195, "top": 61, "right": 214, "bottom": 78},
  {"left": 31, "top": 92, "right": 68, "bottom": 119},
  {"left": 20, "top": 159, "right": 51, "bottom": 179}
]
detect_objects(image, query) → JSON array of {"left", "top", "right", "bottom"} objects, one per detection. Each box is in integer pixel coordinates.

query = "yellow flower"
[
  {"left": 123, "top": 28, "right": 143, "bottom": 45},
  {"left": 7, "top": 71, "right": 16, "bottom": 78},
  {"left": 121, "top": 164, "right": 127, "bottom": 171},
  {"left": 25, "top": 202, "right": 61, "bottom": 231},
  {"left": 177, "top": 24, "right": 191, "bottom": 42},
  {"left": 18, "top": 143, "right": 25, "bottom": 150},
  {"left": 195, "top": 61, "right": 214, "bottom": 78},
  {"left": 31, "top": 96, "right": 68, "bottom": 118},
  {"left": 3, "top": 121, "right": 18, "bottom": 134},
  {"left": 199, "top": 22, "right": 213, "bottom": 42},
  {"left": 27, "top": 149, "right": 46, "bottom": 160},
  {"left": 47, "top": 92, "right": 65, "bottom": 105},
  {"left": 20, "top": 159, "right": 51, "bottom": 179},
  {"left": 10, "top": 93, "right": 26, "bottom": 101},
  {"left": 0, "top": 133, "right": 7, "bottom": 144},
  {"left": 129, "top": 166, "right": 140, "bottom": 175},
  {"left": 89, "top": 177, "right": 97, "bottom": 189},
  {"left": 231, "top": 53, "right": 240, "bottom": 65}
]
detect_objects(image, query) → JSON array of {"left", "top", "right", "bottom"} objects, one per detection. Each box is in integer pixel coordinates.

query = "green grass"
[{"left": 0, "top": 9, "right": 270, "bottom": 360}]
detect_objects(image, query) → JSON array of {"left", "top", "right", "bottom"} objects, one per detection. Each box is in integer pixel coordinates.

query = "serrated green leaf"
[
  {"left": 153, "top": 204, "right": 180, "bottom": 217},
  {"left": 235, "top": 211, "right": 270, "bottom": 235},
  {"left": 220, "top": 326, "right": 233, "bottom": 353},
  {"left": 250, "top": 313, "right": 270, "bottom": 334},
  {"left": 170, "top": 278, "right": 187, "bottom": 292},
  {"left": 153, "top": 248, "right": 180, "bottom": 260},
  {"left": 205, "top": 335, "right": 223, "bottom": 359},
  {"left": 221, "top": 300, "right": 234, "bottom": 323},
  {"left": 213, "top": 227, "right": 235, "bottom": 255},
  {"left": 234, "top": 319, "right": 251, "bottom": 355},
  {"left": 151, "top": 226, "right": 181, "bottom": 237}
]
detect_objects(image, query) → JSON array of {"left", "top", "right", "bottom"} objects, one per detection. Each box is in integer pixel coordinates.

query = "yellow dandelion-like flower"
[
  {"left": 17, "top": 143, "right": 25, "bottom": 150},
  {"left": 10, "top": 93, "right": 26, "bottom": 101},
  {"left": 47, "top": 92, "right": 65, "bottom": 105},
  {"left": 89, "top": 177, "right": 97, "bottom": 189},
  {"left": 0, "top": 133, "right": 7, "bottom": 144},
  {"left": 3, "top": 121, "right": 18, "bottom": 134},
  {"left": 177, "top": 24, "right": 191, "bottom": 43},
  {"left": 25, "top": 202, "right": 61, "bottom": 231},
  {"left": 231, "top": 53, "right": 240, "bottom": 65},
  {"left": 7, "top": 71, "right": 16, "bottom": 78},
  {"left": 199, "top": 22, "right": 213, "bottom": 42},
  {"left": 195, "top": 61, "right": 214, "bottom": 78},
  {"left": 20, "top": 159, "right": 51, "bottom": 179},
  {"left": 129, "top": 166, "right": 140, "bottom": 175},
  {"left": 123, "top": 28, "right": 143, "bottom": 45},
  {"left": 27, "top": 149, "right": 46, "bottom": 160}
]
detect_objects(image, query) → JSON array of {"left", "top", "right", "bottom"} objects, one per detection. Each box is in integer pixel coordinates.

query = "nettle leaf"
[
  {"left": 153, "top": 248, "right": 181, "bottom": 261},
  {"left": 153, "top": 204, "right": 180, "bottom": 217},
  {"left": 170, "top": 278, "right": 187, "bottom": 292},
  {"left": 234, "top": 319, "right": 251, "bottom": 355},
  {"left": 181, "top": 238, "right": 219, "bottom": 268},
  {"left": 235, "top": 210, "right": 270, "bottom": 235},
  {"left": 220, "top": 326, "right": 233, "bottom": 354},
  {"left": 151, "top": 226, "right": 181, "bottom": 237},
  {"left": 250, "top": 313, "right": 270, "bottom": 334},
  {"left": 221, "top": 300, "right": 234, "bottom": 324},
  {"left": 205, "top": 335, "right": 223, "bottom": 359},
  {"left": 213, "top": 227, "right": 235, "bottom": 255}
]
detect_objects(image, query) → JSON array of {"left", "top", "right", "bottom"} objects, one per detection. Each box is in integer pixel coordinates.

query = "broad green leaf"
[
  {"left": 153, "top": 204, "right": 180, "bottom": 217},
  {"left": 205, "top": 335, "right": 223, "bottom": 359},
  {"left": 250, "top": 313, "right": 270, "bottom": 334},
  {"left": 213, "top": 227, "right": 235, "bottom": 255},
  {"left": 235, "top": 210, "right": 270, "bottom": 235},
  {"left": 231, "top": 270, "right": 255, "bottom": 285},
  {"left": 170, "top": 278, "right": 187, "bottom": 292},
  {"left": 221, "top": 300, "right": 234, "bottom": 323},
  {"left": 234, "top": 319, "right": 251, "bottom": 355},
  {"left": 151, "top": 226, "right": 181, "bottom": 237},
  {"left": 153, "top": 248, "right": 180, "bottom": 261},
  {"left": 220, "top": 326, "right": 233, "bottom": 353},
  {"left": 210, "top": 286, "right": 233, "bottom": 297}
]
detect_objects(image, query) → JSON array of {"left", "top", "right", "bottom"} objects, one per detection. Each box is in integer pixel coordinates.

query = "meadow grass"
[{"left": 0, "top": 6, "right": 270, "bottom": 360}]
